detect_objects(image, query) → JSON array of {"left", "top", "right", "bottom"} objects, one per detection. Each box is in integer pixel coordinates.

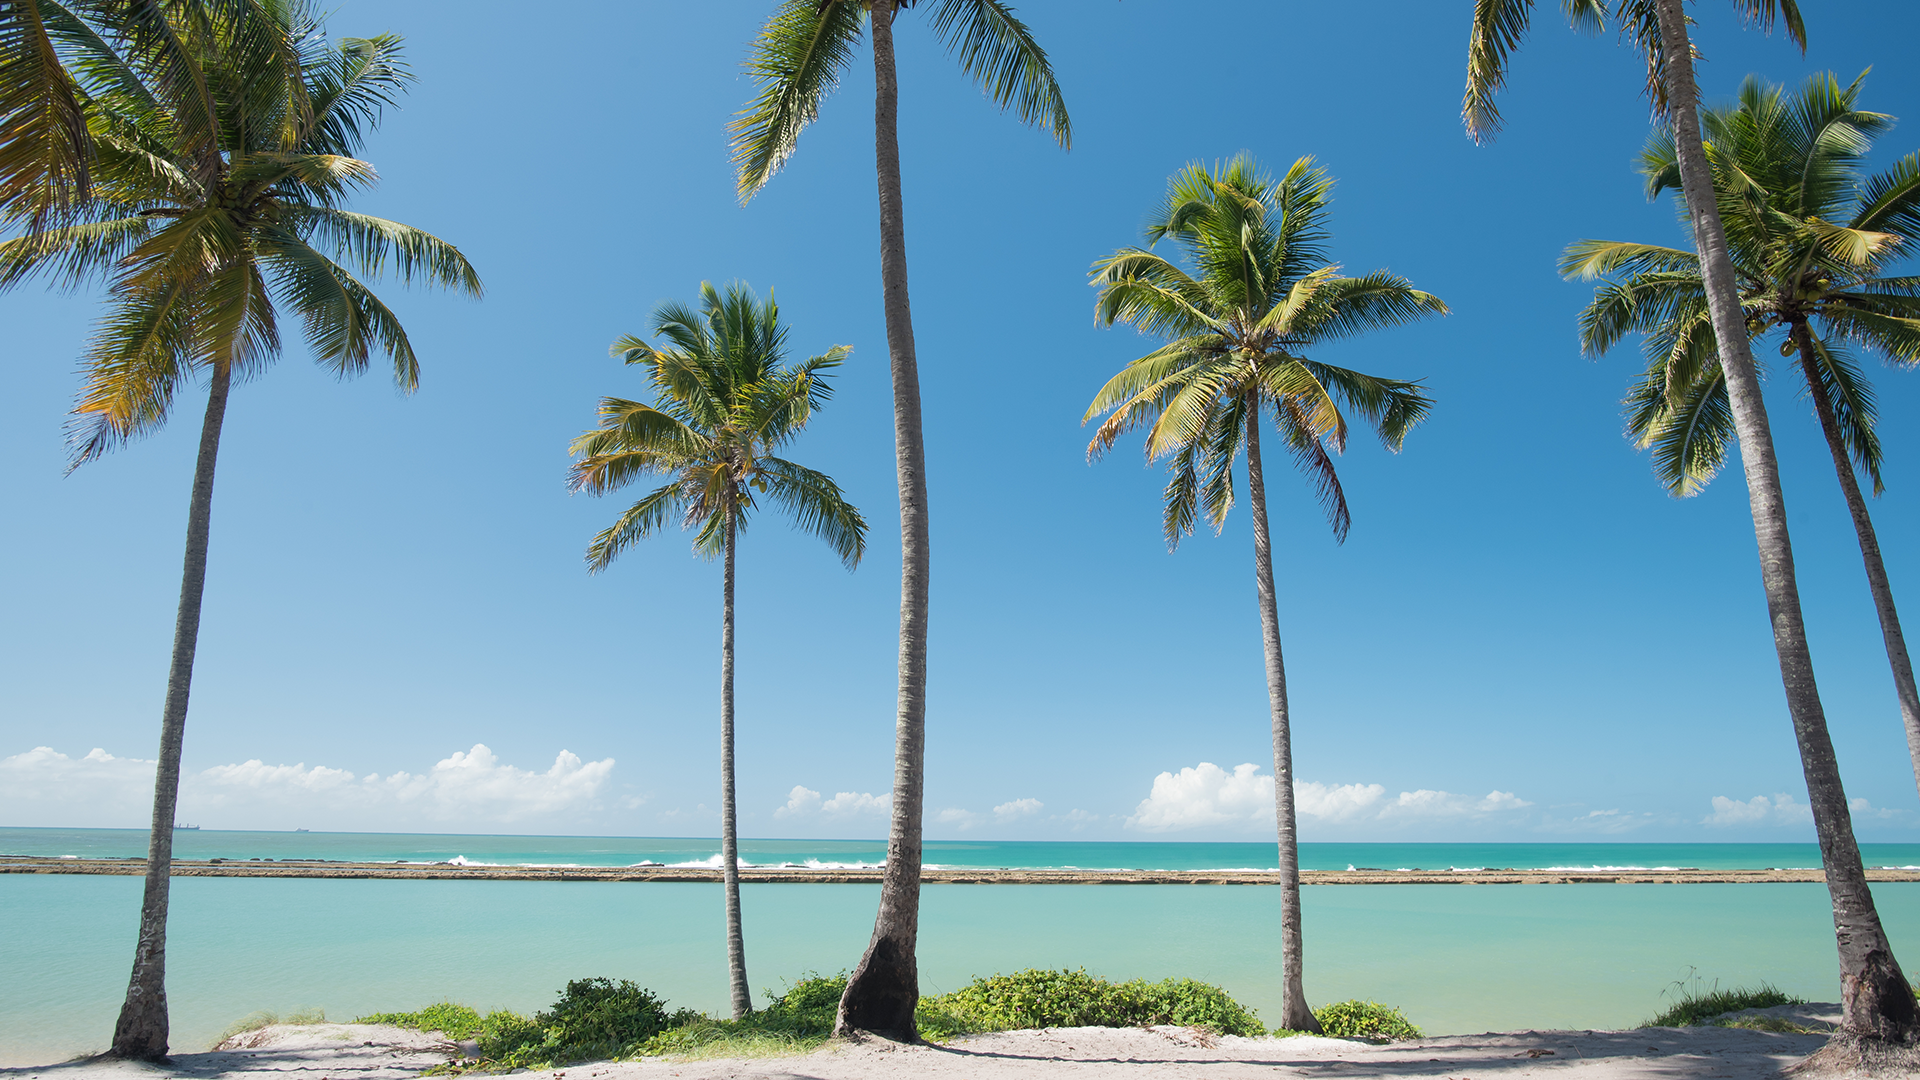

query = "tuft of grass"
[
  {"left": 1642, "top": 973, "right": 1804, "bottom": 1028},
  {"left": 1311, "top": 1000, "right": 1423, "bottom": 1042},
  {"left": 219, "top": 1008, "right": 327, "bottom": 1043},
  {"left": 1718, "top": 1014, "right": 1820, "bottom": 1034}
]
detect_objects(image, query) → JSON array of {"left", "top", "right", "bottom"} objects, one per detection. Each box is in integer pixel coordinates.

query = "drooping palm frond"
[
  {"left": 924, "top": 0, "right": 1068, "bottom": 149},
  {"left": 0, "top": 0, "right": 92, "bottom": 228},
  {"left": 730, "top": 0, "right": 863, "bottom": 201}
]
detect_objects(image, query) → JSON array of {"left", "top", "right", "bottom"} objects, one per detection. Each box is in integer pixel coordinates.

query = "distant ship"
[
  {"left": 174, "top": 823, "right": 199, "bottom": 830},
  {"left": 293, "top": 829, "right": 310, "bottom": 833}
]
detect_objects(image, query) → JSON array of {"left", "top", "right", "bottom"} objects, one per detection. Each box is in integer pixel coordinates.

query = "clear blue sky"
[{"left": 4, "top": 1, "right": 1919, "bottom": 843}]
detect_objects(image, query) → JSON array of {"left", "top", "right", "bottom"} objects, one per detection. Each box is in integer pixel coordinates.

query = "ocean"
[{"left": 4, "top": 829, "right": 1918, "bottom": 1065}]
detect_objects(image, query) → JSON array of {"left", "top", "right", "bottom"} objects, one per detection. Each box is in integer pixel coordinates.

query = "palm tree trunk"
[
  {"left": 1651, "top": 0, "right": 1915, "bottom": 1049},
  {"left": 110, "top": 360, "right": 232, "bottom": 1061},
  {"left": 1788, "top": 321, "right": 1920, "bottom": 808},
  {"left": 1242, "top": 402, "right": 1321, "bottom": 1035},
  {"left": 721, "top": 509, "right": 750, "bottom": 1019},
  {"left": 836, "top": 0, "right": 928, "bottom": 1042}
]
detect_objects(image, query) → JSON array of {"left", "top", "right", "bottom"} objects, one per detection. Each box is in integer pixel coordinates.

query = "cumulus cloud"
[
  {"left": 0, "top": 743, "right": 613, "bottom": 830},
  {"left": 1125, "top": 762, "right": 1534, "bottom": 833},
  {"left": 773, "top": 785, "right": 890, "bottom": 819},
  {"left": 993, "top": 798, "right": 1044, "bottom": 823},
  {"left": 1705, "top": 793, "right": 1814, "bottom": 827}
]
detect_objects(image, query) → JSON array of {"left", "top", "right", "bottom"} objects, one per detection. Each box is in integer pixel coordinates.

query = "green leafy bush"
[
  {"left": 915, "top": 969, "right": 1264, "bottom": 1038},
  {"left": 1310, "top": 1000, "right": 1422, "bottom": 1041},
  {"left": 356, "top": 1002, "right": 487, "bottom": 1040},
  {"left": 1642, "top": 979, "right": 1802, "bottom": 1028}
]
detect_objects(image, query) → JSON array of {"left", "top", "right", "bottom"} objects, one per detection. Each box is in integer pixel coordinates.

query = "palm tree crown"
[
  {"left": 731, "top": 0, "right": 1068, "bottom": 201},
  {"left": 1564, "top": 72, "right": 1920, "bottom": 493},
  {"left": 1086, "top": 155, "right": 1443, "bottom": 543},
  {"left": 569, "top": 281, "right": 866, "bottom": 571},
  {"left": 0, "top": 0, "right": 481, "bottom": 463}
]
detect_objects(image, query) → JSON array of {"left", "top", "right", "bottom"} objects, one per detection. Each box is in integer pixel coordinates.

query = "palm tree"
[
  {"left": 568, "top": 281, "right": 866, "bottom": 1021},
  {"left": 1565, "top": 71, "right": 1920, "bottom": 811},
  {"left": 0, "top": 0, "right": 92, "bottom": 230},
  {"left": 1083, "top": 155, "right": 1444, "bottom": 1034},
  {"left": 1465, "top": 0, "right": 1918, "bottom": 1052},
  {"left": 0, "top": 0, "right": 480, "bottom": 1059},
  {"left": 731, "top": 0, "right": 1068, "bottom": 1039}
]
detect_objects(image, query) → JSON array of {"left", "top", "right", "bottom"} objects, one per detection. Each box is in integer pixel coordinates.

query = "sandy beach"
[{"left": 0, "top": 1005, "right": 1842, "bottom": 1080}]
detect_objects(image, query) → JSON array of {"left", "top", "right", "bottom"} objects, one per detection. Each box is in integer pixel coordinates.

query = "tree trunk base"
[
  {"left": 1785, "top": 1033, "right": 1920, "bottom": 1078},
  {"left": 835, "top": 933, "right": 920, "bottom": 1043}
]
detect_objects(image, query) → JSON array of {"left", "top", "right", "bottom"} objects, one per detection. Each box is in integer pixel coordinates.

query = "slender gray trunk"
[
  {"left": 836, "top": 0, "right": 929, "bottom": 1042},
  {"left": 1651, "top": 0, "right": 1914, "bottom": 1045},
  {"left": 1242, "top": 401, "right": 1321, "bottom": 1035},
  {"left": 111, "top": 360, "right": 232, "bottom": 1061},
  {"left": 721, "top": 509, "right": 750, "bottom": 1019},
  {"left": 1788, "top": 322, "right": 1920, "bottom": 807}
]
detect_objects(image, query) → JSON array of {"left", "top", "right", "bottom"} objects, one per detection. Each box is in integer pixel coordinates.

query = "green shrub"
[
  {"left": 356, "top": 1003, "right": 486, "bottom": 1039},
  {"left": 1311, "top": 1000, "right": 1421, "bottom": 1042},
  {"left": 915, "top": 969, "right": 1264, "bottom": 1038},
  {"left": 1642, "top": 978, "right": 1803, "bottom": 1028}
]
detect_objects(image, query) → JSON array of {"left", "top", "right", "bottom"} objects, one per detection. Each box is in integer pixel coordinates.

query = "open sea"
[{"left": 4, "top": 828, "right": 1918, "bottom": 1065}]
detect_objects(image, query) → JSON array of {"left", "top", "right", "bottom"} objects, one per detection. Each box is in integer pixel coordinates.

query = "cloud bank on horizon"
[
  {"left": 0, "top": 744, "right": 615, "bottom": 831},
  {"left": 3, "top": 746, "right": 1899, "bottom": 837}
]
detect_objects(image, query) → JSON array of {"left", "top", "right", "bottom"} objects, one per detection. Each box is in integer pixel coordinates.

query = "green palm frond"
[
  {"left": 0, "top": 213, "right": 147, "bottom": 289},
  {"left": 1463, "top": 0, "right": 1608, "bottom": 142},
  {"left": 1560, "top": 239, "right": 1698, "bottom": 280},
  {"left": 297, "top": 33, "right": 409, "bottom": 156},
  {"left": 1632, "top": 360, "right": 1734, "bottom": 497},
  {"left": 1087, "top": 154, "right": 1440, "bottom": 545},
  {"left": 582, "top": 481, "right": 687, "bottom": 573},
  {"left": 0, "top": 0, "right": 93, "bottom": 227},
  {"left": 759, "top": 456, "right": 866, "bottom": 569},
  {"left": 924, "top": 0, "right": 1068, "bottom": 149},
  {"left": 257, "top": 226, "right": 416, "bottom": 387},
  {"left": 287, "top": 207, "right": 481, "bottom": 294},
  {"left": 731, "top": 0, "right": 863, "bottom": 201},
  {"left": 573, "top": 282, "right": 863, "bottom": 575},
  {"left": 1804, "top": 333, "right": 1883, "bottom": 494}
]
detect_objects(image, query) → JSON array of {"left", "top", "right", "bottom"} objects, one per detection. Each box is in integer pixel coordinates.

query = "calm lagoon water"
[{"left": 3, "top": 866, "right": 1916, "bottom": 1065}]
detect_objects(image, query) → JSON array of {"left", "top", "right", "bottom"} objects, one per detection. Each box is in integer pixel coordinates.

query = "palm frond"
[
  {"left": 758, "top": 455, "right": 866, "bottom": 569},
  {"left": 730, "top": 0, "right": 863, "bottom": 201},
  {"left": 287, "top": 206, "right": 482, "bottom": 294},
  {"left": 581, "top": 481, "right": 688, "bottom": 573},
  {"left": 1802, "top": 332, "right": 1883, "bottom": 495},
  {"left": 1275, "top": 394, "right": 1351, "bottom": 542},
  {"left": 924, "top": 0, "right": 1069, "bottom": 149},
  {"left": 0, "top": 0, "right": 92, "bottom": 228}
]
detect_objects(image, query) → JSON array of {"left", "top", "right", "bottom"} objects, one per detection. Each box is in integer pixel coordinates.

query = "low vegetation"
[
  {"left": 1303, "top": 1000, "right": 1423, "bottom": 1042},
  {"left": 219, "top": 1007, "right": 326, "bottom": 1043},
  {"left": 1641, "top": 976, "right": 1805, "bottom": 1028},
  {"left": 355, "top": 968, "right": 1424, "bottom": 1069}
]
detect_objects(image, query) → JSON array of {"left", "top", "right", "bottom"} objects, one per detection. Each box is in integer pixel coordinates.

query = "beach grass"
[
  {"left": 219, "top": 1007, "right": 326, "bottom": 1043},
  {"left": 1640, "top": 976, "right": 1804, "bottom": 1028}
]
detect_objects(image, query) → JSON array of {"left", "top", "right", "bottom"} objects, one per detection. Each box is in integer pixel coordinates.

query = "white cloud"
[
  {"left": 1126, "top": 762, "right": 1535, "bottom": 833},
  {"left": 774, "top": 785, "right": 890, "bottom": 819},
  {"left": 1296, "top": 781, "right": 1387, "bottom": 822},
  {"left": 1127, "top": 763, "right": 1273, "bottom": 831},
  {"left": 1850, "top": 797, "right": 1906, "bottom": 822},
  {"left": 935, "top": 807, "right": 979, "bottom": 828},
  {"left": 0, "top": 744, "right": 614, "bottom": 830},
  {"left": 1053, "top": 809, "right": 1099, "bottom": 832},
  {"left": 774, "top": 786, "right": 822, "bottom": 819},
  {"left": 1704, "top": 793, "right": 1813, "bottom": 827},
  {"left": 993, "top": 798, "right": 1043, "bottom": 823}
]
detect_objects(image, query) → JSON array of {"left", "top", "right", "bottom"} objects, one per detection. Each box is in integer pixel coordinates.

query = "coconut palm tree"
[
  {"left": 1465, "top": 0, "right": 1917, "bottom": 1052},
  {"left": 569, "top": 281, "right": 866, "bottom": 1021},
  {"left": 1084, "top": 154, "right": 1444, "bottom": 1034},
  {"left": 732, "top": 0, "right": 1068, "bottom": 1039},
  {"left": 0, "top": 0, "right": 480, "bottom": 1059},
  {"left": 1564, "top": 71, "right": 1920, "bottom": 811}
]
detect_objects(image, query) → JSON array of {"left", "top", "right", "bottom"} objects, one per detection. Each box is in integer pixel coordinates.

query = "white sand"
[{"left": 0, "top": 1007, "right": 1842, "bottom": 1080}]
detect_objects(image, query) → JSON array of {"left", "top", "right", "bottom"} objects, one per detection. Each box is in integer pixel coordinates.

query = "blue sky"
[{"left": 4, "top": 1, "right": 1920, "bottom": 843}]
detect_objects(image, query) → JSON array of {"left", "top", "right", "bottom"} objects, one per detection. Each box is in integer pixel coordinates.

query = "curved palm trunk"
[
  {"left": 721, "top": 510, "right": 750, "bottom": 1019},
  {"left": 1788, "top": 322, "right": 1920, "bottom": 807},
  {"left": 111, "top": 360, "right": 232, "bottom": 1061},
  {"left": 836, "top": 0, "right": 929, "bottom": 1042},
  {"left": 1242, "top": 403, "right": 1321, "bottom": 1035},
  {"left": 1651, "top": 0, "right": 1915, "bottom": 1050}
]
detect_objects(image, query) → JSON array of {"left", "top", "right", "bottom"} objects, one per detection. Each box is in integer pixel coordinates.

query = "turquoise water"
[
  {"left": 3, "top": 871, "right": 1916, "bottom": 1066},
  {"left": 8, "top": 827, "right": 1920, "bottom": 871}
]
